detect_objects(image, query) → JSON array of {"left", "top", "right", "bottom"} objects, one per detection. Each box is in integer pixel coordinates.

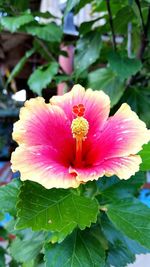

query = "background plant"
[{"left": 0, "top": 0, "right": 150, "bottom": 266}]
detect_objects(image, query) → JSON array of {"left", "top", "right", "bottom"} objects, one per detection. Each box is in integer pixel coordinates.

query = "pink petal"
[
  {"left": 11, "top": 145, "right": 80, "bottom": 189},
  {"left": 85, "top": 103, "right": 150, "bottom": 165},
  {"left": 70, "top": 155, "right": 142, "bottom": 182},
  {"left": 13, "top": 97, "right": 74, "bottom": 164},
  {"left": 51, "top": 84, "right": 110, "bottom": 137}
]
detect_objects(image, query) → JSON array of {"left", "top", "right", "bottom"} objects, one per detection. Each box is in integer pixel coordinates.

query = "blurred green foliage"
[
  {"left": 0, "top": 0, "right": 150, "bottom": 266},
  {"left": 0, "top": 0, "right": 149, "bottom": 126}
]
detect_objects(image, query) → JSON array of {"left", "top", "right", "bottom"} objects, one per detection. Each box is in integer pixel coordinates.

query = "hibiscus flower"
[{"left": 11, "top": 85, "right": 150, "bottom": 188}]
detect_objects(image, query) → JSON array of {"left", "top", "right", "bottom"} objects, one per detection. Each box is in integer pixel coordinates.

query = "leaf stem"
[{"left": 106, "top": 0, "right": 117, "bottom": 51}]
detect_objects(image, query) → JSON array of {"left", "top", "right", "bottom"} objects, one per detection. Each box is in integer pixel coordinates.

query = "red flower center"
[{"left": 72, "top": 104, "right": 85, "bottom": 117}]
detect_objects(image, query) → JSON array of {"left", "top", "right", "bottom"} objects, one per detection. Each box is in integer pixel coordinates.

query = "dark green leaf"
[
  {"left": 108, "top": 52, "right": 142, "bottom": 80},
  {"left": 47, "top": 226, "right": 106, "bottom": 248},
  {"left": 88, "top": 68, "right": 125, "bottom": 107},
  {"left": 118, "top": 87, "right": 150, "bottom": 127},
  {"left": 74, "top": 32, "right": 102, "bottom": 75},
  {"left": 124, "top": 236, "right": 150, "bottom": 255},
  {"left": 44, "top": 227, "right": 105, "bottom": 267},
  {"left": 9, "top": 0, "right": 29, "bottom": 11},
  {"left": 26, "top": 23, "right": 62, "bottom": 43},
  {"left": 113, "top": 6, "right": 135, "bottom": 33},
  {"left": 9, "top": 259, "right": 19, "bottom": 267},
  {"left": 16, "top": 182, "right": 99, "bottom": 238},
  {"left": 105, "top": 216, "right": 149, "bottom": 265},
  {"left": 6, "top": 49, "right": 34, "bottom": 86},
  {"left": 28, "top": 62, "right": 58, "bottom": 95},
  {"left": 1, "top": 13, "right": 34, "bottom": 32},
  {"left": 0, "top": 179, "right": 21, "bottom": 216},
  {"left": 101, "top": 172, "right": 146, "bottom": 202},
  {"left": 106, "top": 240, "right": 135, "bottom": 267},
  {"left": 79, "top": 20, "right": 96, "bottom": 35},
  {"left": 0, "top": 247, "right": 5, "bottom": 267},
  {"left": 33, "top": 11, "right": 57, "bottom": 19},
  {"left": 0, "top": 227, "right": 7, "bottom": 239},
  {"left": 79, "top": 17, "right": 102, "bottom": 35},
  {"left": 82, "top": 181, "right": 99, "bottom": 199},
  {"left": 97, "top": 176, "right": 119, "bottom": 191},
  {"left": 101, "top": 215, "right": 144, "bottom": 267},
  {"left": 139, "top": 143, "right": 150, "bottom": 171},
  {"left": 107, "top": 198, "right": 150, "bottom": 250},
  {"left": 98, "top": 172, "right": 146, "bottom": 193}
]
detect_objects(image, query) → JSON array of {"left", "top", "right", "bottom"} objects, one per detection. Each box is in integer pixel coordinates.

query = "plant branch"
[
  {"left": 137, "top": 7, "right": 150, "bottom": 60},
  {"left": 35, "top": 37, "right": 65, "bottom": 74},
  {"left": 135, "top": 0, "right": 145, "bottom": 35},
  {"left": 106, "top": 0, "right": 117, "bottom": 50}
]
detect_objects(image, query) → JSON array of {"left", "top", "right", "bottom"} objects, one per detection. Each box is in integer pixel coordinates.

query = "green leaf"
[
  {"left": 124, "top": 235, "right": 150, "bottom": 255},
  {"left": 101, "top": 172, "right": 146, "bottom": 202},
  {"left": 10, "top": 231, "right": 44, "bottom": 263},
  {"left": 107, "top": 198, "right": 150, "bottom": 250},
  {"left": 79, "top": 17, "right": 102, "bottom": 35},
  {"left": 118, "top": 87, "right": 150, "bottom": 127},
  {"left": 101, "top": 215, "right": 147, "bottom": 267},
  {"left": 16, "top": 182, "right": 99, "bottom": 238},
  {"left": 9, "top": 0, "right": 29, "bottom": 11},
  {"left": 64, "top": 0, "right": 92, "bottom": 15},
  {"left": 46, "top": 231, "right": 68, "bottom": 244},
  {"left": 28, "top": 62, "right": 58, "bottom": 95},
  {"left": 113, "top": 6, "right": 135, "bottom": 33},
  {"left": 1, "top": 13, "right": 34, "bottom": 32},
  {"left": 108, "top": 52, "right": 142, "bottom": 80},
  {"left": 9, "top": 259, "right": 19, "bottom": 267},
  {"left": 22, "top": 259, "right": 35, "bottom": 267},
  {"left": 26, "top": 23, "right": 62, "bottom": 43},
  {"left": 79, "top": 20, "right": 96, "bottom": 36},
  {"left": 98, "top": 172, "right": 145, "bottom": 193},
  {"left": 0, "top": 247, "right": 5, "bottom": 267},
  {"left": 5, "top": 217, "right": 21, "bottom": 236},
  {"left": 74, "top": 0, "right": 93, "bottom": 14},
  {"left": 6, "top": 49, "right": 34, "bottom": 86},
  {"left": 33, "top": 11, "right": 57, "bottom": 19},
  {"left": 54, "top": 74, "right": 71, "bottom": 84},
  {"left": 0, "top": 211, "right": 4, "bottom": 221},
  {"left": 74, "top": 32, "right": 102, "bottom": 75},
  {"left": 139, "top": 143, "right": 150, "bottom": 171},
  {"left": 88, "top": 68, "right": 125, "bottom": 107},
  {"left": 65, "top": 0, "right": 80, "bottom": 14},
  {"left": 44, "top": 227, "right": 105, "bottom": 267},
  {"left": 0, "top": 179, "right": 21, "bottom": 216},
  {"left": 107, "top": 236, "right": 135, "bottom": 267},
  {"left": 0, "top": 227, "right": 7, "bottom": 239}
]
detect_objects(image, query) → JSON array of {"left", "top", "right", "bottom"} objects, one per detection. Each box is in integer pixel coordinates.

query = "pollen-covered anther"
[{"left": 71, "top": 116, "right": 89, "bottom": 140}]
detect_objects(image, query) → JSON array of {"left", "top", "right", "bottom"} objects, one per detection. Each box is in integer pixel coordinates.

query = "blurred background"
[{"left": 0, "top": 0, "right": 149, "bottom": 266}]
